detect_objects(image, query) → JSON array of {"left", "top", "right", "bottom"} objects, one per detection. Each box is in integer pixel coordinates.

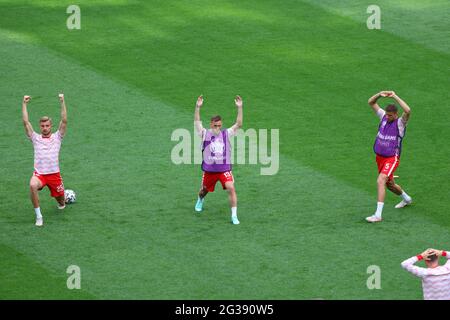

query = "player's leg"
[
  {"left": 386, "top": 178, "right": 402, "bottom": 195},
  {"left": 387, "top": 178, "right": 413, "bottom": 208},
  {"left": 30, "top": 175, "right": 44, "bottom": 226},
  {"left": 195, "top": 172, "right": 216, "bottom": 212},
  {"left": 55, "top": 196, "right": 65, "bottom": 209},
  {"left": 383, "top": 157, "right": 412, "bottom": 208},
  {"left": 377, "top": 173, "right": 389, "bottom": 203},
  {"left": 221, "top": 171, "right": 239, "bottom": 225},
  {"left": 225, "top": 181, "right": 237, "bottom": 206},
  {"left": 366, "top": 173, "right": 388, "bottom": 222},
  {"left": 199, "top": 186, "right": 209, "bottom": 199},
  {"left": 195, "top": 186, "right": 208, "bottom": 212},
  {"left": 367, "top": 156, "right": 401, "bottom": 222},
  {"left": 47, "top": 173, "right": 65, "bottom": 209},
  {"left": 225, "top": 182, "right": 239, "bottom": 224}
]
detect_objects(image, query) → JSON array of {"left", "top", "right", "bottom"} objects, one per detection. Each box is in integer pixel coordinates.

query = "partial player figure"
[
  {"left": 366, "top": 91, "right": 413, "bottom": 223},
  {"left": 194, "top": 95, "right": 243, "bottom": 225},
  {"left": 401, "top": 248, "right": 450, "bottom": 300},
  {"left": 22, "top": 93, "right": 68, "bottom": 226}
]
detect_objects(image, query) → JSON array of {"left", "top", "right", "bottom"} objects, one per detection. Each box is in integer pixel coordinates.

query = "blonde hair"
[{"left": 39, "top": 116, "right": 52, "bottom": 124}]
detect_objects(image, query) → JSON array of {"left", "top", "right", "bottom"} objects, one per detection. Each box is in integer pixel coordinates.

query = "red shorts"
[
  {"left": 376, "top": 155, "right": 400, "bottom": 180},
  {"left": 201, "top": 171, "right": 234, "bottom": 192},
  {"left": 33, "top": 171, "right": 65, "bottom": 197}
]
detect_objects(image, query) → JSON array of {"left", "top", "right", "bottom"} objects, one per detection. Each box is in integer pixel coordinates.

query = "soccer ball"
[{"left": 64, "top": 189, "right": 76, "bottom": 204}]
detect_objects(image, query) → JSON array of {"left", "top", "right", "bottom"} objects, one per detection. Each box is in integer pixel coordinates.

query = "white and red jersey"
[
  {"left": 29, "top": 130, "right": 63, "bottom": 174},
  {"left": 401, "top": 251, "right": 450, "bottom": 300}
]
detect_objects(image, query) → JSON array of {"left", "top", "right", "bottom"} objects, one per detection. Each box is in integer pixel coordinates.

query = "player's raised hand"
[
  {"left": 235, "top": 95, "right": 243, "bottom": 108},
  {"left": 429, "top": 249, "right": 443, "bottom": 257},
  {"left": 23, "top": 95, "right": 31, "bottom": 103},
  {"left": 196, "top": 95, "right": 204, "bottom": 108},
  {"left": 59, "top": 93, "right": 65, "bottom": 103},
  {"left": 380, "top": 91, "right": 395, "bottom": 97},
  {"left": 386, "top": 91, "right": 395, "bottom": 97},
  {"left": 421, "top": 248, "right": 435, "bottom": 260}
]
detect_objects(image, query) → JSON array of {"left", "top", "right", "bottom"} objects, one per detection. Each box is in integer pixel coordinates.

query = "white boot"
[{"left": 395, "top": 199, "right": 412, "bottom": 209}]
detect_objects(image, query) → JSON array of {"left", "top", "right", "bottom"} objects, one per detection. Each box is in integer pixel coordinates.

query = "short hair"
[
  {"left": 428, "top": 254, "right": 438, "bottom": 263},
  {"left": 39, "top": 116, "right": 52, "bottom": 124},
  {"left": 210, "top": 115, "right": 222, "bottom": 122},
  {"left": 385, "top": 104, "right": 398, "bottom": 113}
]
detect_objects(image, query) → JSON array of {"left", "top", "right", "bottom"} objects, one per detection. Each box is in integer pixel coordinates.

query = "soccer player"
[
  {"left": 22, "top": 94, "right": 68, "bottom": 227},
  {"left": 366, "top": 91, "right": 413, "bottom": 223},
  {"left": 194, "top": 95, "right": 243, "bottom": 225},
  {"left": 401, "top": 248, "right": 450, "bottom": 300}
]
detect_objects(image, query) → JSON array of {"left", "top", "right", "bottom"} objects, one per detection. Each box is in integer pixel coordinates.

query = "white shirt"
[
  {"left": 29, "top": 130, "right": 63, "bottom": 174},
  {"left": 401, "top": 252, "right": 450, "bottom": 300}
]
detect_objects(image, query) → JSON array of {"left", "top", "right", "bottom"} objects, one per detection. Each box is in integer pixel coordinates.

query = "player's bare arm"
[
  {"left": 391, "top": 92, "right": 411, "bottom": 123},
  {"left": 194, "top": 95, "right": 203, "bottom": 121},
  {"left": 230, "top": 95, "right": 243, "bottom": 132},
  {"left": 58, "top": 93, "right": 67, "bottom": 137},
  {"left": 194, "top": 95, "right": 204, "bottom": 133},
  {"left": 368, "top": 91, "right": 390, "bottom": 113},
  {"left": 22, "top": 95, "right": 34, "bottom": 138}
]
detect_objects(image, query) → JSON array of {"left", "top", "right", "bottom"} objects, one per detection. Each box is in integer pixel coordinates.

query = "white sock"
[
  {"left": 231, "top": 207, "right": 237, "bottom": 217},
  {"left": 401, "top": 191, "right": 411, "bottom": 202},
  {"left": 34, "top": 207, "right": 42, "bottom": 219},
  {"left": 375, "top": 202, "right": 384, "bottom": 218}
]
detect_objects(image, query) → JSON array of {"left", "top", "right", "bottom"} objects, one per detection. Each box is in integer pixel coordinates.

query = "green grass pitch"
[{"left": 0, "top": 0, "right": 449, "bottom": 299}]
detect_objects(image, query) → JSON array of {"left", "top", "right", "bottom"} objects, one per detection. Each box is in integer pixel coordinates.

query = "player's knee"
[
  {"left": 377, "top": 175, "right": 388, "bottom": 185},
  {"left": 226, "top": 184, "right": 235, "bottom": 192},
  {"left": 30, "top": 181, "right": 39, "bottom": 191}
]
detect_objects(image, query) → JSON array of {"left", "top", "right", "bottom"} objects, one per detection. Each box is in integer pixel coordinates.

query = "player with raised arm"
[
  {"left": 366, "top": 91, "right": 413, "bottom": 223},
  {"left": 22, "top": 94, "right": 68, "bottom": 227},
  {"left": 401, "top": 248, "right": 450, "bottom": 300},
  {"left": 194, "top": 95, "right": 243, "bottom": 225}
]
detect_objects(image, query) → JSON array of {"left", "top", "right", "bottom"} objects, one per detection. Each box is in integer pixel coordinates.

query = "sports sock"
[
  {"left": 375, "top": 202, "right": 384, "bottom": 218},
  {"left": 231, "top": 207, "right": 237, "bottom": 217},
  {"left": 401, "top": 191, "right": 411, "bottom": 202},
  {"left": 34, "top": 207, "right": 42, "bottom": 219},
  {"left": 198, "top": 196, "right": 204, "bottom": 202}
]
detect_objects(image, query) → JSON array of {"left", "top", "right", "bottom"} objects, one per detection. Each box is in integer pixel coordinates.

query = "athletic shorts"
[
  {"left": 33, "top": 171, "right": 65, "bottom": 197},
  {"left": 376, "top": 155, "right": 400, "bottom": 180},
  {"left": 201, "top": 171, "right": 234, "bottom": 192}
]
